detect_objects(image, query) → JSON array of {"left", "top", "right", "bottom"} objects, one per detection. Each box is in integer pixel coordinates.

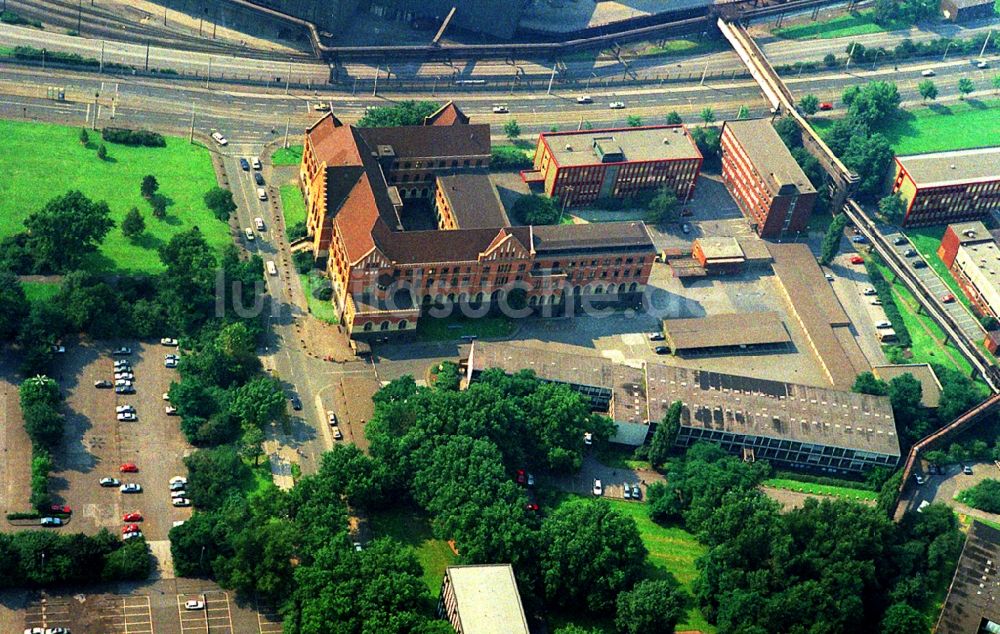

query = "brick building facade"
[
  {"left": 937, "top": 221, "right": 1000, "bottom": 320},
  {"left": 891, "top": 147, "right": 1000, "bottom": 227},
  {"left": 299, "top": 107, "right": 656, "bottom": 338},
  {"left": 524, "top": 125, "right": 702, "bottom": 207},
  {"left": 720, "top": 119, "right": 817, "bottom": 239}
]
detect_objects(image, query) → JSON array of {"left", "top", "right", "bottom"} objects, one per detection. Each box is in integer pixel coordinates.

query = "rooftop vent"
[
  {"left": 662, "top": 138, "right": 671, "bottom": 144},
  {"left": 950, "top": 164, "right": 957, "bottom": 169},
  {"left": 565, "top": 145, "right": 573, "bottom": 151}
]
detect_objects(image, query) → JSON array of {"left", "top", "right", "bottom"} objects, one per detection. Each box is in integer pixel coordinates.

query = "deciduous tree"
[{"left": 22, "top": 190, "right": 114, "bottom": 273}]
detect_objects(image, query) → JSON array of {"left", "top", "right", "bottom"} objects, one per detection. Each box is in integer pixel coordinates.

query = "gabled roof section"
[
  {"left": 423, "top": 101, "right": 470, "bottom": 126},
  {"left": 355, "top": 124, "right": 491, "bottom": 159},
  {"left": 305, "top": 113, "right": 361, "bottom": 167},
  {"left": 377, "top": 227, "right": 531, "bottom": 265}
]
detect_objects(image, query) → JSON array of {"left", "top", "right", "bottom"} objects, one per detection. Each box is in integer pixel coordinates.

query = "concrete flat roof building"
[
  {"left": 935, "top": 521, "right": 1000, "bottom": 633},
  {"left": 938, "top": 221, "right": 1000, "bottom": 321},
  {"left": 768, "top": 243, "right": 872, "bottom": 391},
  {"left": 872, "top": 363, "right": 942, "bottom": 408},
  {"left": 527, "top": 125, "right": 702, "bottom": 207},
  {"left": 720, "top": 119, "right": 817, "bottom": 238},
  {"left": 465, "top": 341, "right": 899, "bottom": 473},
  {"left": 437, "top": 564, "right": 530, "bottom": 634},
  {"left": 662, "top": 312, "right": 791, "bottom": 356},
  {"left": 892, "top": 147, "right": 1000, "bottom": 226}
]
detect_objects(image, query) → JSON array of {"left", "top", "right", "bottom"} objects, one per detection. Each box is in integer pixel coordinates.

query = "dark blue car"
[
  {"left": 851, "top": 235, "right": 868, "bottom": 244},
  {"left": 239, "top": 158, "right": 250, "bottom": 171}
]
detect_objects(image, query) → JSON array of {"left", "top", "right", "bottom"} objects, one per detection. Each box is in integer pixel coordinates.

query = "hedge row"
[
  {"left": 490, "top": 145, "right": 533, "bottom": 170},
  {"left": 12, "top": 46, "right": 132, "bottom": 72},
  {"left": 101, "top": 127, "right": 166, "bottom": 147},
  {"left": 864, "top": 257, "right": 913, "bottom": 348}
]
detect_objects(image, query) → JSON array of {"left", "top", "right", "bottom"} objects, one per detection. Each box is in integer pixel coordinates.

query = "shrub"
[
  {"left": 204, "top": 187, "right": 237, "bottom": 222},
  {"left": 96, "top": 144, "right": 108, "bottom": 160},
  {"left": 490, "top": 145, "right": 532, "bottom": 171},
  {"left": 101, "top": 127, "right": 166, "bottom": 147},
  {"left": 958, "top": 479, "right": 1000, "bottom": 514},
  {"left": 511, "top": 195, "right": 560, "bottom": 225},
  {"left": 293, "top": 251, "right": 314, "bottom": 274},
  {"left": 288, "top": 221, "right": 308, "bottom": 240}
]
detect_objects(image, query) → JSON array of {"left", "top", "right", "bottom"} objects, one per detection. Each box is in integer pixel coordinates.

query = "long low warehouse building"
[
  {"left": 662, "top": 312, "right": 791, "bottom": 357},
  {"left": 464, "top": 342, "right": 900, "bottom": 474}
]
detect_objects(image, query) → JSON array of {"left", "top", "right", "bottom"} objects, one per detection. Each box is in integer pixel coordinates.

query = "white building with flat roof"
[{"left": 437, "top": 564, "right": 530, "bottom": 634}]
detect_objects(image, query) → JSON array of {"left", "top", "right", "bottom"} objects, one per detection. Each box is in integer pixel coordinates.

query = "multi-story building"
[
  {"left": 939, "top": 0, "right": 997, "bottom": 22},
  {"left": 465, "top": 341, "right": 900, "bottom": 474},
  {"left": 523, "top": 125, "right": 702, "bottom": 207},
  {"left": 720, "top": 119, "right": 817, "bottom": 239},
  {"left": 891, "top": 147, "right": 1000, "bottom": 226},
  {"left": 437, "top": 564, "right": 530, "bottom": 634},
  {"left": 937, "top": 221, "right": 1000, "bottom": 320},
  {"left": 935, "top": 521, "right": 1000, "bottom": 634},
  {"left": 299, "top": 107, "right": 657, "bottom": 338}
]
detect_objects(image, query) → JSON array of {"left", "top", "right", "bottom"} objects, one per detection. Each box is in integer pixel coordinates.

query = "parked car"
[
  {"left": 112, "top": 347, "right": 132, "bottom": 355},
  {"left": 593, "top": 479, "right": 603, "bottom": 496},
  {"left": 313, "top": 102, "right": 330, "bottom": 111},
  {"left": 942, "top": 293, "right": 956, "bottom": 303},
  {"left": 893, "top": 236, "right": 907, "bottom": 246},
  {"left": 267, "top": 261, "right": 278, "bottom": 276},
  {"left": 819, "top": 102, "right": 833, "bottom": 111},
  {"left": 851, "top": 235, "right": 868, "bottom": 244},
  {"left": 609, "top": 101, "right": 625, "bottom": 109},
  {"left": 576, "top": 95, "right": 593, "bottom": 104},
  {"left": 527, "top": 473, "right": 535, "bottom": 487},
  {"left": 122, "top": 523, "right": 140, "bottom": 534},
  {"left": 976, "top": 60, "right": 989, "bottom": 69},
  {"left": 333, "top": 427, "right": 343, "bottom": 440},
  {"left": 964, "top": 465, "right": 974, "bottom": 475},
  {"left": 163, "top": 392, "right": 171, "bottom": 401},
  {"left": 239, "top": 158, "right": 250, "bottom": 171},
  {"left": 914, "top": 260, "right": 927, "bottom": 269},
  {"left": 654, "top": 346, "right": 670, "bottom": 355},
  {"left": 491, "top": 104, "right": 509, "bottom": 114},
  {"left": 94, "top": 380, "right": 113, "bottom": 389},
  {"left": 254, "top": 172, "right": 265, "bottom": 186},
  {"left": 170, "top": 490, "right": 187, "bottom": 499},
  {"left": 51, "top": 344, "right": 66, "bottom": 354},
  {"left": 871, "top": 299, "right": 882, "bottom": 306},
  {"left": 525, "top": 503, "right": 540, "bottom": 512},
  {"left": 165, "top": 358, "right": 178, "bottom": 368},
  {"left": 114, "top": 380, "right": 132, "bottom": 388},
  {"left": 927, "top": 464, "right": 940, "bottom": 475},
  {"left": 244, "top": 227, "right": 255, "bottom": 241},
  {"left": 170, "top": 481, "right": 186, "bottom": 491},
  {"left": 875, "top": 321, "right": 893, "bottom": 329},
  {"left": 211, "top": 131, "right": 228, "bottom": 146},
  {"left": 160, "top": 337, "right": 178, "bottom": 346},
  {"left": 914, "top": 474, "right": 926, "bottom": 484},
  {"left": 863, "top": 287, "right": 877, "bottom": 296},
  {"left": 115, "top": 405, "right": 134, "bottom": 414},
  {"left": 123, "top": 512, "right": 143, "bottom": 522},
  {"left": 173, "top": 498, "right": 191, "bottom": 507},
  {"left": 290, "top": 394, "right": 302, "bottom": 410},
  {"left": 681, "top": 222, "right": 691, "bottom": 234},
  {"left": 120, "top": 483, "right": 142, "bottom": 493},
  {"left": 921, "top": 69, "right": 936, "bottom": 77},
  {"left": 583, "top": 432, "right": 593, "bottom": 446},
  {"left": 166, "top": 406, "right": 178, "bottom": 415},
  {"left": 257, "top": 187, "right": 268, "bottom": 201},
  {"left": 119, "top": 463, "right": 138, "bottom": 473},
  {"left": 170, "top": 476, "right": 187, "bottom": 485},
  {"left": 825, "top": 273, "right": 834, "bottom": 281},
  {"left": 99, "top": 477, "right": 120, "bottom": 487},
  {"left": 251, "top": 157, "right": 262, "bottom": 170},
  {"left": 50, "top": 505, "right": 71, "bottom": 515},
  {"left": 254, "top": 217, "right": 265, "bottom": 231},
  {"left": 40, "top": 517, "right": 63, "bottom": 527},
  {"left": 850, "top": 255, "right": 864, "bottom": 265},
  {"left": 115, "top": 385, "right": 135, "bottom": 395},
  {"left": 328, "top": 411, "right": 338, "bottom": 426},
  {"left": 122, "top": 531, "right": 143, "bottom": 540},
  {"left": 185, "top": 600, "right": 205, "bottom": 610},
  {"left": 516, "top": 469, "right": 527, "bottom": 485},
  {"left": 631, "top": 484, "right": 641, "bottom": 500},
  {"left": 904, "top": 249, "right": 917, "bottom": 257},
  {"left": 623, "top": 484, "right": 632, "bottom": 499},
  {"left": 649, "top": 333, "right": 666, "bottom": 341},
  {"left": 114, "top": 372, "right": 134, "bottom": 381}
]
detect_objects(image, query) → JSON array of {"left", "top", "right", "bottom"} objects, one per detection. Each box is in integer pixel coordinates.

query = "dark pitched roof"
[
  {"left": 356, "top": 124, "right": 491, "bottom": 159},
  {"left": 423, "top": 101, "right": 470, "bottom": 126},
  {"left": 378, "top": 227, "right": 531, "bottom": 264},
  {"left": 935, "top": 521, "right": 1000, "bottom": 634},
  {"left": 531, "top": 222, "right": 654, "bottom": 255},
  {"left": 437, "top": 172, "right": 510, "bottom": 229}
]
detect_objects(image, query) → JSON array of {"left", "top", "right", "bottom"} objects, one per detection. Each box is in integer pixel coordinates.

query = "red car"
[
  {"left": 850, "top": 255, "right": 864, "bottom": 265},
  {"left": 819, "top": 102, "right": 834, "bottom": 111},
  {"left": 123, "top": 512, "right": 143, "bottom": 522},
  {"left": 119, "top": 463, "right": 138, "bottom": 473},
  {"left": 525, "top": 503, "right": 540, "bottom": 512},
  {"left": 515, "top": 469, "right": 527, "bottom": 486},
  {"left": 941, "top": 293, "right": 956, "bottom": 303},
  {"left": 50, "top": 505, "right": 72, "bottom": 515},
  {"left": 122, "top": 523, "right": 140, "bottom": 534}
]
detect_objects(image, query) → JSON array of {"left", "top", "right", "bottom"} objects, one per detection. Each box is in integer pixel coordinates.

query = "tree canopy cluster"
[
  {"left": 0, "top": 529, "right": 151, "bottom": 587},
  {"left": 648, "top": 443, "right": 963, "bottom": 633},
  {"left": 873, "top": 0, "right": 938, "bottom": 27},
  {"left": 824, "top": 81, "right": 900, "bottom": 200},
  {"left": 512, "top": 194, "right": 561, "bottom": 225},
  {"left": 357, "top": 101, "right": 440, "bottom": 128},
  {"left": 957, "top": 479, "right": 1000, "bottom": 514}
]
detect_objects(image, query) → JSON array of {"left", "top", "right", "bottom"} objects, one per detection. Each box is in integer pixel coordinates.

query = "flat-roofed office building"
[
  {"left": 891, "top": 147, "right": 1000, "bottom": 226},
  {"left": 437, "top": 564, "right": 530, "bottom": 634}
]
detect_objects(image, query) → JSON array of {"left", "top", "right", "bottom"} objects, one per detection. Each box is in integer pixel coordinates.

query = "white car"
[
  {"left": 267, "top": 261, "right": 278, "bottom": 276},
  {"left": 257, "top": 187, "right": 268, "bottom": 201},
  {"left": 112, "top": 347, "right": 132, "bottom": 355},
  {"left": 114, "top": 372, "right": 134, "bottom": 381},
  {"left": 211, "top": 132, "right": 228, "bottom": 146},
  {"left": 875, "top": 321, "right": 893, "bottom": 329},
  {"left": 976, "top": 60, "right": 989, "bottom": 69},
  {"left": 328, "top": 411, "right": 338, "bottom": 426},
  {"left": 170, "top": 490, "right": 187, "bottom": 499},
  {"left": 173, "top": 520, "right": 186, "bottom": 528},
  {"left": 492, "top": 104, "right": 509, "bottom": 114},
  {"left": 251, "top": 157, "right": 261, "bottom": 170},
  {"left": 863, "top": 287, "right": 877, "bottom": 296},
  {"left": 122, "top": 530, "right": 143, "bottom": 540},
  {"left": 576, "top": 95, "right": 593, "bottom": 104},
  {"left": 120, "top": 483, "right": 142, "bottom": 493},
  {"left": 165, "top": 359, "right": 178, "bottom": 368},
  {"left": 313, "top": 102, "right": 330, "bottom": 111},
  {"left": 115, "top": 379, "right": 132, "bottom": 387},
  {"left": 609, "top": 101, "right": 625, "bottom": 109},
  {"left": 117, "top": 412, "right": 137, "bottom": 422},
  {"left": 583, "top": 432, "right": 593, "bottom": 446},
  {"left": 51, "top": 345, "right": 66, "bottom": 354},
  {"left": 116, "top": 405, "right": 135, "bottom": 413},
  {"left": 185, "top": 600, "right": 205, "bottom": 610},
  {"left": 166, "top": 406, "right": 178, "bottom": 416},
  {"left": 100, "top": 477, "right": 120, "bottom": 487},
  {"left": 593, "top": 479, "right": 603, "bottom": 496},
  {"left": 173, "top": 498, "right": 192, "bottom": 507},
  {"left": 244, "top": 227, "right": 255, "bottom": 241},
  {"left": 254, "top": 217, "right": 265, "bottom": 231},
  {"left": 920, "top": 69, "right": 935, "bottom": 77},
  {"left": 163, "top": 392, "right": 171, "bottom": 401},
  {"left": 170, "top": 480, "right": 187, "bottom": 491},
  {"left": 333, "top": 427, "right": 343, "bottom": 441},
  {"left": 165, "top": 353, "right": 179, "bottom": 361},
  {"left": 160, "top": 338, "right": 178, "bottom": 346}
]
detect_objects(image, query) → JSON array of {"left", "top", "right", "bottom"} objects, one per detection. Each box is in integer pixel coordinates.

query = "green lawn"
[
  {"left": 279, "top": 184, "right": 307, "bottom": 228},
  {"left": 773, "top": 10, "right": 898, "bottom": 40},
  {"left": 368, "top": 505, "right": 457, "bottom": 596},
  {"left": 415, "top": 314, "right": 516, "bottom": 342},
  {"left": 298, "top": 273, "right": 339, "bottom": 324},
  {"left": 634, "top": 37, "right": 727, "bottom": 59},
  {"left": 763, "top": 478, "right": 878, "bottom": 501},
  {"left": 271, "top": 145, "right": 303, "bottom": 166},
  {"left": 0, "top": 120, "right": 228, "bottom": 274},
  {"left": 21, "top": 281, "right": 60, "bottom": 304}
]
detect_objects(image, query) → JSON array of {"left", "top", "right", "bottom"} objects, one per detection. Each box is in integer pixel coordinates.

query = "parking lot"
[
  {"left": 177, "top": 591, "right": 233, "bottom": 634},
  {"left": 99, "top": 595, "right": 154, "bottom": 634},
  {"left": 823, "top": 247, "right": 889, "bottom": 367}
]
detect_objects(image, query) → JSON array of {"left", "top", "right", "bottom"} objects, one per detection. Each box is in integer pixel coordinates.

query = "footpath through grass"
[
  {"left": 271, "top": 146, "right": 303, "bottom": 166},
  {"left": 0, "top": 120, "right": 227, "bottom": 274},
  {"left": 763, "top": 478, "right": 878, "bottom": 501}
]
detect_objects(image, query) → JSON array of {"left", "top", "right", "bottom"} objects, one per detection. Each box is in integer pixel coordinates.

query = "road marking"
[
  {"left": 205, "top": 590, "right": 234, "bottom": 633},
  {"left": 177, "top": 593, "right": 210, "bottom": 633},
  {"left": 255, "top": 598, "right": 284, "bottom": 634}
]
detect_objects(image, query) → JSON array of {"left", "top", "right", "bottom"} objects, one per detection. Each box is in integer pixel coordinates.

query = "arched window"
[
  {"left": 398, "top": 320, "right": 407, "bottom": 330},
  {"left": 380, "top": 321, "right": 390, "bottom": 331},
  {"left": 475, "top": 292, "right": 484, "bottom": 303},
  {"left": 363, "top": 322, "right": 373, "bottom": 331},
  {"left": 629, "top": 282, "right": 638, "bottom": 293},
  {"left": 447, "top": 293, "right": 456, "bottom": 303}
]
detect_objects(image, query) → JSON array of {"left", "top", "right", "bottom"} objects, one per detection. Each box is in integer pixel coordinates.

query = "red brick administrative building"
[
  {"left": 720, "top": 119, "right": 817, "bottom": 239},
  {"left": 523, "top": 125, "right": 702, "bottom": 207},
  {"left": 299, "top": 105, "right": 657, "bottom": 338}
]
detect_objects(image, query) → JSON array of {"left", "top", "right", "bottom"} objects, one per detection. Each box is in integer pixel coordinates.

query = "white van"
[
  {"left": 211, "top": 131, "right": 228, "bottom": 146},
  {"left": 244, "top": 227, "right": 255, "bottom": 241},
  {"left": 257, "top": 188, "right": 268, "bottom": 201},
  {"left": 267, "top": 261, "right": 278, "bottom": 276},
  {"left": 254, "top": 217, "right": 265, "bottom": 231}
]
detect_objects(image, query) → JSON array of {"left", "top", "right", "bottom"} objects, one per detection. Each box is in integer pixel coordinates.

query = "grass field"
[
  {"left": 0, "top": 120, "right": 228, "bottom": 274},
  {"left": 415, "top": 314, "right": 516, "bottom": 341},
  {"left": 763, "top": 478, "right": 878, "bottom": 501},
  {"left": 279, "top": 184, "right": 307, "bottom": 228},
  {"left": 772, "top": 10, "right": 896, "bottom": 40},
  {"left": 271, "top": 146, "right": 303, "bottom": 166},
  {"left": 368, "top": 505, "right": 457, "bottom": 596},
  {"left": 21, "top": 281, "right": 60, "bottom": 304},
  {"left": 298, "top": 274, "right": 339, "bottom": 325},
  {"left": 634, "top": 37, "right": 727, "bottom": 59}
]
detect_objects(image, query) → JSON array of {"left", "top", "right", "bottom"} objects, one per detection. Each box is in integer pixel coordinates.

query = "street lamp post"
[
  {"left": 943, "top": 41, "right": 954, "bottom": 61},
  {"left": 871, "top": 50, "right": 883, "bottom": 70}
]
